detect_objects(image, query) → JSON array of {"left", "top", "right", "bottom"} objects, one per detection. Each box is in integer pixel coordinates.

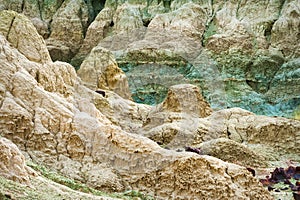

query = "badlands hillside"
[{"left": 0, "top": 0, "right": 299, "bottom": 199}]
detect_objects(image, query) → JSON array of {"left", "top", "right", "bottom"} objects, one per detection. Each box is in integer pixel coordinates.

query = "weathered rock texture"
[
  {"left": 198, "top": 138, "right": 267, "bottom": 168},
  {"left": 0, "top": 137, "right": 34, "bottom": 185},
  {"left": 0, "top": 0, "right": 103, "bottom": 63},
  {"left": 0, "top": 10, "right": 275, "bottom": 199},
  {"left": 85, "top": 0, "right": 300, "bottom": 118},
  {"left": 1, "top": 1, "right": 300, "bottom": 198},
  {"left": 0, "top": 10, "right": 51, "bottom": 63},
  {"left": 71, "top": 7, "right": 114, "bottom": 67},
  {"left": 139, "top": 84, "right": 213, "bottom": 148},
  {"left": 1, "top": 0, "right": 298, "bottom": 118},
  {"left": 77, "top": 46, "right": 132, "bottom": 100},
  {"left": 270, "top": 0, "right": 300, "bottom": 58},
  {"left": 157, "top": 84, "right": 212, "bottom": 117},
  {"left": 46, "top": 0, "right": 89, "bottom": 62},
  {"left": 139, "top": 105, "right": 300, "bottom": 166}
]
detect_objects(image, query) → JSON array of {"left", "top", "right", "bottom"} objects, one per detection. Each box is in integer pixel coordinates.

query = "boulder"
[{"left": 139, "top": 84, "right": 213, "bottom": 148}]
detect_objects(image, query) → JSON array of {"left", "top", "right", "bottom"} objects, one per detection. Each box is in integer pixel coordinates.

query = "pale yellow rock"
[
  {"left": 131, "top": 155, "right": 272, "bottom": 200},
  {"left": 0, "top": 137, "right": 34, "bottom": 185},
  {"left": 221, "top": 108, "right": 300, "bottom": 154},
  {"left": 157, "top": 84, "right": 212, "bottom": 117},
  {"left": 270, "top": 0, "right": 300, "bottom": 58},
  {"left": 99, "top": 3, "right": 206, "bottom": 63},
  {"left": 78, "top": 46, "right": 132, "bottom": 100},
  {"left": 149, "top": 3, "right": 207, "bottom": 38},
  {"left": 0, "top": 19, "right": 273, "bottom": 199},
  {"left": 198, "top": 138, "right": 267, "bottom": 167},
  {"left": 72, "top": 7, "right": 114, "bottom": 67},
  {"left": 100, "top": 91, "right": 151, "bottom": 133},
  {"left": 46, "top": 0, "right": 89, "bottom": 62},
  {"left": 204, "top": 0, "right": 285, "bottom": 53},
  {"left": 139, "top": 105, "right": 300, "bottom": 168},
  {"left": 204, "top": 108, "right": 300, "bottom": 166},
  {"left": 113, "top": 3, "right": 143, "bottom": 34},
  {"left": 136, "top": 3, "right": 206, "bottom": 59},
  {"left": 0, "top": 10, "right": 51, "bottom": 63},
  {"left": 139, "top": 84, "right": 213, "bottom": 148}
]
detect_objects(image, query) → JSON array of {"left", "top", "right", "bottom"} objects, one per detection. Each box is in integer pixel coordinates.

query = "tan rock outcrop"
[
  {"left": 204, "top": 108, "right": 300, "bottom": 165},
  {"left": 157, "top": 84, "right": 212, "bottom": 117},
  {"left": 205, "top": 2, "right": 264, "bottom": 53},
  {"left": 270, "top": 0, "right": 300, "bottom": 58},
  {"left": 94, "top": 90, "right": 151, "bottom": 133},
  {"left": 0, "top": 0, "right": 62, "bottom": 21},
  {"left": 131, "top": 2, "right": 205, "bottom": 60},
  {"left": 139, "top": 84, "right": 213, "bottom": 148},
  {"left": 132, "top": 155, "right": 271, "bottom": 200},
  {"left": 0, "top": 11, "right": 273, "bottom": 199},
  {"left": 203, "top": 0, "right": 298, "bottom": 56},
  {"left": 71, "top": 7, "right": 114, "bottom": 67},
  {"left": 0, "top": 137, "right": 34, "bottom": 185},
  {"left": 215, "top": 108, "right": 300, "bottom": 154},
  {"left": 0, "top": 10, "right": 51, "bottom": 63},
  {"left": 46, "top": 0, "right": 89, "bottom": 62},
  {"left": 97, "top": 3, "right": 205, "bottom": 64},
  {"left": 198, "top": 138, "right": 267, "bottom": 167},
  {"left": 113, "top": 3, "right": 143, "bottom": 34},
  {"left": 139, "top": 105, "right": 300, "bottom": 167},
  {"left": 77, "top": 46, "right": 132, "bottom": 100}
]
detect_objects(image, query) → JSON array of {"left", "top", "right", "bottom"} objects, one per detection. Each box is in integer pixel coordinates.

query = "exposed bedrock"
[{"left": 0, "top": 10, "right": 277, "bottom": 199}]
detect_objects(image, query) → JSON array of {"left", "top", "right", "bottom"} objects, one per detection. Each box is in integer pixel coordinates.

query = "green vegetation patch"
[{"left": 26, "top": 161, "right": 154, "bottom": 200}]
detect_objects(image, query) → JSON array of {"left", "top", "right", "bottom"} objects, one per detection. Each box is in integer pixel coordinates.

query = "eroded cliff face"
[
  {"left": 0, "top": 10, "right": 277, "bottom": 199},
  {"left": 0, "top": 1, "right": 299, "bottom": 199},
  {"left": 0, "top": 0, "right": 298, "bottom": 118}
]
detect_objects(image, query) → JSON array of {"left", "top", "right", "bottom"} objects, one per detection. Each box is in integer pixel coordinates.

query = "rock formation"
[
  {"left": 1, "top": 0, "right": 298, "bottom": 117},
  {"left": 0, "top": 0, "right": 300, "bottom": 199},
  {"left": 85, "top": 0, "right": 300, "bottom": 118},
  {"left": 46, "top": 0, "right": 89, "bottom": 62},
  {"left": 0, "top": 10, "right": 276, "bottom": 199},
  {"left": 0, "top": 10, "right": 51, "bottom": 63},
  {"left": 0, "top": 137, "right": 34, "bottom": 185},
  {"left": 71, "top": 7, "right": 114, "bottom": 67},
  {"left": 77, "top": 45, "right": 132, "bottom": 100},
  {"left": 198, "top": 138, "right": 268, "bottom": 168},
  {"left": 156, "top": 84, "right": 212, "bottom": 117}
]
